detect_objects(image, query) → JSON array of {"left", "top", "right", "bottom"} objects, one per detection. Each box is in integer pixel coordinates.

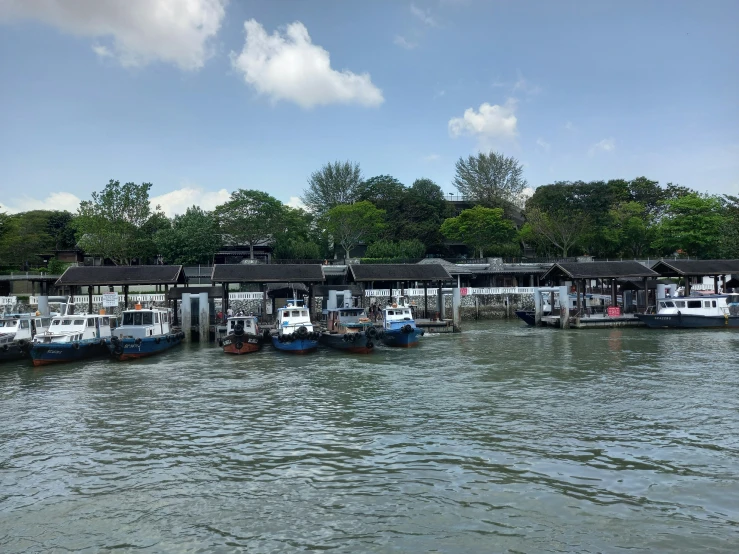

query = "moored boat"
[
  {"left": 271, "top": 300, "right": 320, "bottom": 354},
  {"left": 320, "top": 307, "right": 378, "bottom": 353},
  {"left": 636, "top": 293, "right": 739, "bottom": 328},
  {"left": 30, "top": 303, "right": 116, "bottom": 366},
  {"left": 107, "top": 305, "right": 183, "bottom": 360},
  {"left": 219, "top": 314, "right": 266, "bottom": 354},
  {"left": 380, "top": 299, "right": 424, "bottom": 347},
  {"left": 0, "top": 314, "right": 53, "bottom": 362}
]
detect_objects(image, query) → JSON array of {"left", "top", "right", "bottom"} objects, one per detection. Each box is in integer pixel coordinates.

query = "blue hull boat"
[
  {"left": 380, "top": 327, "right": 424, "bottom": 347},
  {"left": 271, "top": 335, "right": 319, "bottom": 354},
  {"left": 107, "top": 332, "right": 184, "bottom": 360},
  {"left": 31, "top": 340, "right": 108, "bottom": 366}
]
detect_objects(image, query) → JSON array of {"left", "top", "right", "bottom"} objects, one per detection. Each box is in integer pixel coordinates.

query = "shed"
[
  {"left": 650, "top": 259, "right": 739, "bottom": 293},
  {"left": 349, "top": 264, "right": 451, "bottom": 283}
]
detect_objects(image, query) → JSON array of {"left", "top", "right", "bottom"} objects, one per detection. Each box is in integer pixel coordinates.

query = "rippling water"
[{"left": 1, "top": 322, "right": 738, "bottom": 552}]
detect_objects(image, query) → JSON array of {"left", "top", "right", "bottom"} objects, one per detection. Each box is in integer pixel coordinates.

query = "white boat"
[
  {"left": 636, "top": 293, "right": 739, "bottom": 328},
  {"left": 380, "top": 298, "right": 424, "bottom": 347},
  {"left": 107, "top": 305, "right": 183, "bottom": 360},
  {"left": 0, "top": 313, "right": 55, "bottom": 362},
  {"left": 272, "top": 300, "right": 320, "bottom": 354}
]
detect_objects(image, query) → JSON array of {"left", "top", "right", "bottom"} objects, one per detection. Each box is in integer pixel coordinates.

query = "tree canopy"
[
  {"left": 440, "top": 206, "right": 517, "bottom": 258},
  {"left": 323, "top": 201, "right": 385, "bottom": 260},
  {"left": 301, "top": 160, "right": 363, "bottom": 216},
  {"left": 214, "top": 189, "right": 283, "bottom": 259},
  {"left": 155, "top": 206, "right": 222, "bottom": 265},
  {"left": 453, "top": 151, "right": 527, "bottom": 211}
]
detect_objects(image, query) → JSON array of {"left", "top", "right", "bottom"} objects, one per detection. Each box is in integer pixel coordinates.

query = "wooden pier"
[{"left": 540, "top": 314, "right": 646, "bottom": 329}]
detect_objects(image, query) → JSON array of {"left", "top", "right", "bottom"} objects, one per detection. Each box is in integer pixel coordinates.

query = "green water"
[{"left": 1, "top": 322, "right": 738, "bottom": 552}]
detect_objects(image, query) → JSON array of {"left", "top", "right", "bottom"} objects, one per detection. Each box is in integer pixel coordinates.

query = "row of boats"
[{"left": 0, "top": 298, "right": 425, "bottom": 366}]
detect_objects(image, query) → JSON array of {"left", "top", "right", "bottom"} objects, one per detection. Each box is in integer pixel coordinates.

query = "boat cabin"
[
  {"left": 0, "top": 314, "right": 54, "bottom": 343},
  {"left": 115, "top": 306, "right": 173, "bottom": 339},
  {"left": 655, "top": 294, "right": 732, "bottom": 316},
  {"left": 226, "top": 315, "right": 260, "bottom": 335},
  {"left": 277, "top": 301, "right": 314, "bottom": 334},
  {"left": 34, "top": 313, "right": 117, "bottom": 344},
  {"left": 326, "top": 308, "right": 370, "bottom": 333},
  {"left": 382, "top": 301, "right": 416, "bottom": 330}
]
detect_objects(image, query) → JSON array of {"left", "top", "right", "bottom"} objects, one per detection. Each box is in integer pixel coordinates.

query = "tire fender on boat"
[
  {"left": 73, "top": 342, "right": 79, "bottom": 350},
  {"left": 235, "top": 341, "right": 243, "bottom": 350}
]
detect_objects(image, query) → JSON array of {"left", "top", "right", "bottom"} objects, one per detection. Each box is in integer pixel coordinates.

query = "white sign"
[
  {"left": 102, "top": 292, "right": 119, "bottom": 307},
  {"left": 0, "top": 296, "right": 17, "bottom": 305}
]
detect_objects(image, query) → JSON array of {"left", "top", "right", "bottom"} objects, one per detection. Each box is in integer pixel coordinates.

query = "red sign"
[
  {"left": 607, "top": 306, "right": 621, "bottom": 317},
  {"left": 460, "top": 287, "right": 468, "bottom": 296}
]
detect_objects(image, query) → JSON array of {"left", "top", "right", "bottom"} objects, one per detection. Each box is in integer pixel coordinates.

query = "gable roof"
[
  {"left": 349, "top": 264, "right": 451, "bottom": 282},
  {"left": 417, "top": 258, "right": 473, "bottom": 274},
  {"left": 55, "top": 265, "right": 186, "bottom": 286},
  {"left": 650, "top": 259, "right": 739, "bottom": 277},
  {"left": 211, "top": 264, "right": 325, "bottom": 283},
  {"left": 541, "top": 261, "right": 658, "bottom": 281}
]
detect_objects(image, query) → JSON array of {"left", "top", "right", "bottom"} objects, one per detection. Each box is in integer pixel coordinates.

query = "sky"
[{"left": 0, "top": 0, "right": 737, "bottom": 217}]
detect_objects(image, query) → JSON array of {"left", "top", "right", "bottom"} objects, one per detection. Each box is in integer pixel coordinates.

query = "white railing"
[
  {"left": 0, "top": 296, "right": 17, "bottom": 305},
  {"left": 364, "top": 287, "right": 536, "bottom": 297}
]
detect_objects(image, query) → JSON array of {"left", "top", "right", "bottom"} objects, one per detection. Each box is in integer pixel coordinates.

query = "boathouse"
[{"left": 650, "top": 259, "right": 739, "bottom": 294}]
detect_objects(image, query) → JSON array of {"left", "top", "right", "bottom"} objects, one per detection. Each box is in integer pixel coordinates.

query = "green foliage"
[
  {"left": 521, "top": 207, "right": 588, "bottom": 257},
  {"left": 301, "top": 161, "right": 363, "bottom": 217},
  {"left": 453, "top": 151, "right": 527, "bottom": 211},
  {"left": 0, "top": 210, "right": 73, "bottom": 269},
  {"left": 655, "top": 193, "right": 726, "bottom": 258},
  {"left": 365, "top": 239, "right": 426, "bottom": 259},
  {"left": 214, "top": 189, "right": 283, "bottom": 259},
  {"left": 46, "top": 257, "right": 70, "bottom": 275},
  {"left": 605, "top": 202, "right": 654, "bottom": 257},
  {"left": 440, "top": 206, "right": 517, "bottom": 258},
  {"left": 74, "top": 180, "right": 163, "bottom": 265},
  {"left": 398, "top": 178, "right": 451, "bottom": 250},
  {"left": 719, "top": 195, "right": 739, "bottom": 258},
  {"left": 271, "top": 206, "right": 324, "bottom": 259},
  {"left": 323, "top": 201, "right": 386, "bottom": 260},
  {"left": 154, "top": 206, "right": 221, "bottom": 265}
]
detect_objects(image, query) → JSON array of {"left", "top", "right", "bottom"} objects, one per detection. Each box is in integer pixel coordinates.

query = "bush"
[
  {"left": 47, "top": 257, "right": 71, "bottom": 275},
  {"left": 365, "top": 239, "right": 426, "bottom": 259}
]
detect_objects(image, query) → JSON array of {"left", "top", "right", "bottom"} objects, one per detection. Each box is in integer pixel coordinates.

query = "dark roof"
[
  {"left": 211, "top": 264, "right": 325, "bottom": 283},
  {"left": 349, "top": 264, "right": 451, "bottom": 282},
  {"left": 55, "top": 265, "right": 186, "bottom": 286},
  {"left": 541, "top": 261, "right": 658, "bottom": 281},
  {"left": 417, "top": 258, "right": 472, "bottom": 274},
  {"left": 650, "top": 259, "right": 739, "bottom": 277}
]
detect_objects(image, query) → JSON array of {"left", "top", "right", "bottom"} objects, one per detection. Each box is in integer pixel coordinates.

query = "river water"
[{"left": 1, "top": 322, "right": 738, "bottom": 552}]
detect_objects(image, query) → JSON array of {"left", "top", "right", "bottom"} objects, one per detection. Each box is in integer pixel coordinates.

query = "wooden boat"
[{"left": 219, "top": 315, "right": 266, "bottom": 354}]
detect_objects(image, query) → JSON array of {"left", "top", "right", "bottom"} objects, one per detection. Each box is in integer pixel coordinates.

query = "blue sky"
[{"left": 0, "top": 0, "right": 737, "bottom": 216}]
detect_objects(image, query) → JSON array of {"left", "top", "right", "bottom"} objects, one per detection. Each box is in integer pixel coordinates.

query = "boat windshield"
[{"left": 122, "top": 312, "right": 154, "bottom": 326}]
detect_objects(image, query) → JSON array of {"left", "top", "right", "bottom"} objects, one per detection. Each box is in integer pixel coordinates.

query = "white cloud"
[
  {"left": 150, "top": 186, "right": 230, "bottom": 217},
  {"left": 91, "top": 43, "right": 112, "bottom": 59},
  {"left": 536, "top": 138, "right": 551, "bottom": 152},
  {"left": 410, "top": 3, "right": 438, "bottom": 27},
  {"left": 394, "top": 35, "right": 417, "bottom": 49},
  {"left": 0, "top": 0, "right": 226, "bottom": 70},
  {"left": 448, "top": 99, "right": 518, "bottom": 141},
  {"left": 286, "top": 196, "right": 306, "bottom": 210},
  {"left": 1, "top": 192, "right": 82, "bottom": 214},
  {"left": 230, "top": 19, "right": 384, "bottom": 109},
  {"left": 588, "top": 138, "right": 616, "bottom": 157}
]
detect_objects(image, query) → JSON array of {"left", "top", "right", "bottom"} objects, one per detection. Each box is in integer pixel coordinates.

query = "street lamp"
[{"left": 448, "top": 192, "right": 453, "bottom": 201}]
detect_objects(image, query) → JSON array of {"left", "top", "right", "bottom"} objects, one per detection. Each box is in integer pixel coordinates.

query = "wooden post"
[
  {"left": 308, "top": 284, "right": 315, "bottom": 322},
  {"left": 222, "top": 282, "right": 229, "bottom": 319},
  {"left": 88, "top": 286, "right": 93, "bottom": 314},
  {"left": 260, "top": 282, "right": 266, "bottom": 323},
  {"left": 124, "top": 285, "right": 129, "bottom": 309},
  {"left": 642, "top": 276, "right": 648, "bottom": 311},
  {"left": 714, "top": 275, "right": 719, "bottom": 294}
]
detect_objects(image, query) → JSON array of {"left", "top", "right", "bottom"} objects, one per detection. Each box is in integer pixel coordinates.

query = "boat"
[
  {"left": 0, "top": 313, "right": 53, "bottom": 362},
  {"left": 30, "top": 302, "right": 116, "bottom": 366},
  {"left": 107, "top": 305, "right": 183, "bottom": 360},
  {"left": 219, "top": 314, "right": 266, "bottom": 354},
  {"left": 380, "top": 299, "right": 424, "bottom": 347},
  {"left": 271, "top": 300, "right": 320, "bottom": 354},
  {"left": 320, "top": 307, "right": 379, "bottom": 353},
  {"left": 635, "top": 293, "right": 739, "bottom": 328}
]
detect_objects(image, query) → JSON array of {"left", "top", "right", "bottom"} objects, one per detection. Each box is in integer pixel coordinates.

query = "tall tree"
[
  {"left": 323, "top": 201, "right": 385, "bottom": 260},
  {"left": 301, "top": 161, "right": 363, "bottom": 216},
  {"left": 272, "top": 206, "right": 323, "bottom": 260},
  {"left": 524, "top": 207, "right": 589, "bottom": 257},
  {"left": 719, "top": 195, "right": 739, "bottom": 259},
  {"left": 655, "top": 193, "right": 726, "bottom": 258},
  {"left": 440, "top": 206, "right": 517, "bottom": 258},
  {"left": 214, "top": 189, "right": 283, "bottom": 259},
  {"left": 45, "top": 211, "right": 77, "bottom": 251},
  {"left": 453, "top": 151, "right": 528, "bottom": 210},
  {"left": 0, "top": 211, "right": 55, "bottom": 269},
  {"left": 399, "top": 178, "right": 451, "bottom": 251},
  {"left": 74, "top": 180, "right": 163, "bottom": 265},
  {"left": 606, "top": 201, "right": 655, "bottom": 257},
  {"left": 155, "top": 206, "right": 222, "bottom": 265}
]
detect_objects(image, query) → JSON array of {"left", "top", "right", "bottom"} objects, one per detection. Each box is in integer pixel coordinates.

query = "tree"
[
  {"left": 453, "top": 151, "right": 527, "bottom": 210},
  {"left": 399, "top": 178, "right": 451, "bottom": 251},
  {"left": 364, "top": 239, "right": 426, "bottom": 259},
  {"left": 323, "top": 201, "right": 385, "bottom": 260},
  {"left": 272, "top": 206, "right": 323, "bottom": 260},
  {"left": 45, "top": 211, "right": 77, "bottom": 251},
  {"left": 214, "top": 190, "right": 283, "bottom": 259},
  {"left": 525, "top": 207, "right": 589, "bottom": 257},
  {"left": 74, "top": 180, "right": 163, "bottom": 265},
  {"left": 655, "top": 193, "right": 726, "bottom": 258},
  {"left": 719, "top": 195, "right": 739, "bottom": 258},
  {"left": 440, "top": 206, "right": 517, "bottom": 258},
  {"left": 606, "top": 201, "right": 655, "bottom": 257},
  {"left": 301, "top": 161, "right": 363, "bottom": 216},
  {"left": 155, "top": 206, "right": 222, "bottom": 265},
  {"left": 0, "top": 211, "right": 55, "bottom": 269}
]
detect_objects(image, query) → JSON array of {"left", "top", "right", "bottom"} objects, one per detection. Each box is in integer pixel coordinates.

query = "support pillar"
[
  {"left": 198, "top": 292, "right": 209, "bottom": 343},
  {"left": 222, "top": 282, "right": 229, "bottom": 321},
  {"left": 38, "top": 295, "right": 50, "bottom": 317},
  {"left": 437, "top": 281, "right": 444, "bottom": 319},
  {"left": 423, "top": 281, "right": 428, "bottom": 319},
  {"left": 559, "top": 285, "right": 570, "bottom": 328},
  {"left": 611, "top": 279, "right": 617, "bottom": 308},
  {"left": 642, "top": 277, "right": 648, "bottom": 312},
  {"left": 308, "top": 284, "right": 315, "bottom": 321},
  {"left": 534, "top": 288, "right": 542, "bottom": 326},
  {"left": 124, "top": 286, "right": 129, "bottom": 310},
  {"left": 88, "top": 286, "right": 93, "bottom": 314},
  {"left": 714, "top": 275, "right": 719, "bottom": 294},
  {"left": 452, "top": 288, "right": 461, "bottom": 332},
  {"left": 181, "top": 292, "right": 192, "bottom": 342}
]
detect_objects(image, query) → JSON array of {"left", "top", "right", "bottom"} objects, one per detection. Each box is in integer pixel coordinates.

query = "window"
[
  {"left": 302, "top": 310, "right": 308, "bottom": 317},
  {"left": 52, "top": 320, "right": 60, "bottom": 326},
  {"left": 123, "top": 313, "right": 134, "bottom": 326},
  {"left": 142, "top": 312, "right": 153, "bottom": 325},
  {"left": 62, "top": 319, "right": 72, "bottom": 325},
  {"left": 154, "top": 313, "right": 159, "bottom": 324},
  {"left": 73, "top": 319, "right": 84, "bottom": 325},
  {"left": 20, "top": 320, "right": 29, "bottom": 329},
  {"left": 664, "top": 301, "right": 675, "bottom": 307},
  {"left": 403, "top": 310, "right": 410, "bottom": 316},
  {"left": 134, "top": 313, "right": 142, "bottom": 326},
  {"left": 704, "top": 301, "right": 711, "bottom": 308},
  {"left": 291, "top": 311, "right": 300, "bottom": 317},
  {"left": 102, "top": 317, "right": 109, "bottom": 325},
  {"left": 687, "top": 300, "right": 701, "bottom": 309},
  {"left": 674, "top": 301, "right": 685, "bottom": 308},
  {"left": 712, "top": 301, "right": 717, "bottom": 308},
  {"left": 230, "top": 321, "right": 235, "bottom": 329},
  {"left": 87, "top": 318, "right": 95, "bottom": 327},
  {"left": 387, "top": 311, "right": 394, "bottom": 316}
]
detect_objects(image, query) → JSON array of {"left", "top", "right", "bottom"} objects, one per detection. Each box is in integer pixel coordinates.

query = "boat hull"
[
  {"left": 636, "top": 313, "right": 739, "bottom": 329},
  {"left": 221, "top": 333, "right": 264, "bottom": 354},
  {"left": 515, "top": 310, "right": 536, "bottom": 326},
  {"left": 319, "top": 331, "right": 375, "bottom": 353},
  {"left": 271, "top": 335, "right": 318, "bottom": 354},
  {"left": 30, "top": 340, "right": 109, "bottom": 366},
  {"left": 0, "top": 342, "right": 29, "bottom": 362},
  {"left": 107, "top": 333, "right": 183, "bottom": 361},
  {"left": 380, "top": 327, "right": 424, "bottom": 347}
]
